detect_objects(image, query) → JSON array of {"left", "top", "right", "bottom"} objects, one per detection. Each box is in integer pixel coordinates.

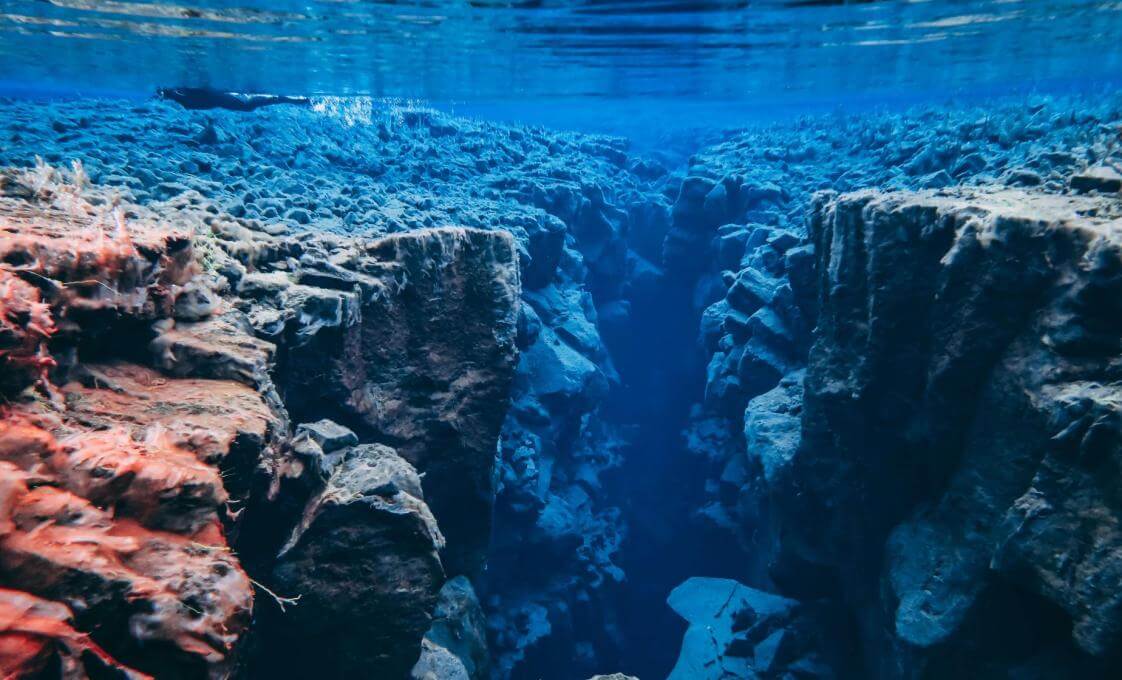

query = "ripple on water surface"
[{"left": 1, "top": 0, "right": 1121, "bottom": 105}]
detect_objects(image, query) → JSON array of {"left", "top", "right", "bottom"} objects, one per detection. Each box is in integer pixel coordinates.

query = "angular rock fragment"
[
  {"left": 149, "top": 311, "right": 276, "bottom": 388},
  {"left": 412, "top": 576, "right": 490, "bottom": 680},
  {"left": 269, "top": 443, "right": 445, "bottom": 678},
  {"left": 1070, "top": 165, "right": 1122, "bottom": 194},
  {"left": 667, "top": 577, "right": 841, "bottom": 679}
]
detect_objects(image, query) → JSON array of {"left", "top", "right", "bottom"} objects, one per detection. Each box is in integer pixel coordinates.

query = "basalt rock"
[
  {"left": 225, "top": 225, "right": 520, "bottom": 578},
  {"left": 683, "top": 96, "right": 1122, "bottom": 571},
  {"left": 667, "top": 577, "right": 846, "bottom": 680},
  {"left": 0, "top": 162, "right": 533, "bottom": 679},
  {"left": 780, "top": 187, "right": 1122, "bottom": 676},
  {"left": 267, "top": 442, "right": 445, "bottom": 678},
  {"left": 1071, "top": 164, "right": 1122, "bottom": 194},
  {"left": 196, "top": 221, "right": 521, "bottom": 677},
  {"left": 412, "top": 576, "right": 490, "bottom": 680},
  {"left": 0, "top": 96, "right": 685, "bottom": 677},
  {"left": 0, "top": 587, "right": 149, "bottom": 679},
  {"left": 0, "top": 167, "right": 283, "bottom": 678}
]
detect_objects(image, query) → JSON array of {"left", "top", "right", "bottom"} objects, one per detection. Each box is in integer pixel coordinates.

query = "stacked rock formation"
[
  {"left": 0, "top": 164, "right": 277, "bottom": 678},
  {"left": 0, "top": 163, "right": 520, "bottom": 678},
  {"left": 773, "top": 187, "right": 1122, "bottom": 676}
]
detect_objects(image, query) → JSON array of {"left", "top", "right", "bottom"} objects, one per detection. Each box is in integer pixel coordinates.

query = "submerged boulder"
[
  {"left": 270, "top": 443, "right": 445, "bottom": 678},
  {"left": 667, "top": 577, "right": 842, "bottom": 679},
  {"left": 411, "top": 576, "right": 490, "bottom": 680},
  {"left": 1070, "top": 164, "right": 1122, "bottom": 194}
]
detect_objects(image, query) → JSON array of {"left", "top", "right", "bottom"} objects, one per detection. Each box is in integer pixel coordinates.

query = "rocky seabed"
[{"left": 1, "top": 94, "right": 1121, "bottom": 678}]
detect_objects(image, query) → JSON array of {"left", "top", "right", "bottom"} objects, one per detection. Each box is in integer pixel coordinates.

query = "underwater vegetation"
[{"left": 3, "top": 46, "right": 1122, "bottom": 680}]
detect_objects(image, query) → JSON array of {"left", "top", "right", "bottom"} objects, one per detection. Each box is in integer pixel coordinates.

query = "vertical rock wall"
[
  {"left": 778, "top": 188, "right": 1122, "bottom": 677},
  {"left": 0, "top": 164, "right": 523, "bottom": 679}
]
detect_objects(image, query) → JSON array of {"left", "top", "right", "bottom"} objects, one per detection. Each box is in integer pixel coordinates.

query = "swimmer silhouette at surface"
[{"left": 157, "top": 87, "right": 309, "bottom": 111}]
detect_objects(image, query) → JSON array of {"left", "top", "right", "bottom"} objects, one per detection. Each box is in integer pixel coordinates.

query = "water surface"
[{"left": 3, "top": 0, "right": 1121, "bottom": 132}]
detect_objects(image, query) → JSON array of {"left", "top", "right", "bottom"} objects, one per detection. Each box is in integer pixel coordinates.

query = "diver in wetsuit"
[{"left": 157, "top": 87, "right": 310, "bottom": 111}]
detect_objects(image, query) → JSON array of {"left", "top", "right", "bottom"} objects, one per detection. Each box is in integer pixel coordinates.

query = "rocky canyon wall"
[
  {"left": 779, "top": 186, "right": 1122, "bottom": 677},
  {"left": 664, "top": 98, "right": 1122, "bottom": 678},
  {"left": 0, "top": 163, "right": 519, "bottom": 678},
  {"left": 5, "top": 93, "right": 1122, "bottom": 680},
  {"left": 0, "top": 98, "right": 685, "bottom": 678}
]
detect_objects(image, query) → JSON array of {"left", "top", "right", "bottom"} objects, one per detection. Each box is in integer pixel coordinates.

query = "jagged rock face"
[
  {"left": 0, "top": 96, "right": 681, "bottom": 676},
  {"left": 681, "top": 98, "right": 1122, "bottom": 560},
  {"left": 331, "top": 229, "right": 519, "bottom": 579},
  {"left": 782, "top": 188, "right": 1122, "bottom": 676},
  {"left": 192, "top": 224, "right": 523, "bottom": 676},
  {"left": 0, "top": 163, "right": 531, "bottom": 679},
  {"left": 412, "top": 576, "right": 491, "bottom": 680},
  {"left": 222, "top": 225, "right": 520, "bottom": 578},
  {"left": 0, "top": 164, "right": 195, "bottom": 396},
  {"left": 266, "top": 441, "right": 446, "bottom": 679},
  {"left": 0, "top": 168, "right": 285, "bottom": 678},
  {"left": 0, "top": 97, "right": 681, "bottom": 676}
]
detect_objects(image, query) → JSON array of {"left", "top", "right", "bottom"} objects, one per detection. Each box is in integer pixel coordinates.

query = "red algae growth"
[{"left": 0, "top": 164, "right": 280, "bottom": 678}]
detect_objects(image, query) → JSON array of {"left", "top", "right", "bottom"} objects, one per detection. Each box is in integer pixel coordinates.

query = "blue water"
[
  {"left": 3, "top": 0, "right": 1122, "bottom": 133},
  {"left": 2, "top": 2, "right": 1122, "bottom": 680}
]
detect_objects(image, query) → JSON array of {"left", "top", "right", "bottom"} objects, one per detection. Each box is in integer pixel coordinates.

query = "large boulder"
[
  {"left": 268, "top": 443, "right": 445, "bottom": 678},
  {"left": 667, "top": 577, "right": 842, "bottom": 679}
]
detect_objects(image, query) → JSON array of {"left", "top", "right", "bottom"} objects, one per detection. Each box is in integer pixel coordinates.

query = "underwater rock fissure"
[{"left": 2, "top": 93, "right": 1122, "bottom": 680}]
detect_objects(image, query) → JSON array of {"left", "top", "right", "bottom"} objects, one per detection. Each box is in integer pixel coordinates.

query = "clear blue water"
[
  {"left": 3, "top": 3, "right": 1122, "bottom": 680},
  {"left": 3, "top": 0, "right": 1122, "bottom": 132}
]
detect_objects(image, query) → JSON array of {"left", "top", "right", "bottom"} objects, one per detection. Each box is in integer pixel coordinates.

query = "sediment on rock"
[
  {"left": 0, "top": 162, "right": 524, "bottom": 679},
  {"left": 0, "top": 166, "right": 279, "bottom": 678}
]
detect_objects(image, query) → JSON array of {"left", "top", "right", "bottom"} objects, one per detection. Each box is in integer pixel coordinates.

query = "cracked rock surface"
[{"left": 777, "top": 187, "right": 1122, "bottom": 677}]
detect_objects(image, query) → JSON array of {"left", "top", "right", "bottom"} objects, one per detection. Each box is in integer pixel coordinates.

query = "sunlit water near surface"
[
  {"left": 3, "top": 0, "right": 1122, "bottom": 134},
  {"left": 2, "top": 2, "right": 1122, "bottom": 680}
]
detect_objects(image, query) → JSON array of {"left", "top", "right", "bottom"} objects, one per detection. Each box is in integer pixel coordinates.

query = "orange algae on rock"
[
  {"left": 61, "top": 361, "right": 274, "bottom": 467},
  {"left": 0, "top": 166, "right": 279, "bottom": 678},
  {"left": 0, "top": 387, "right": 256, "bottom": 676},
  {"left": 0, "top": 587, "right": 152, "bottom": 680},
  {"left": 0, "top": 272, "right": 55, "bottom": 394}
]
